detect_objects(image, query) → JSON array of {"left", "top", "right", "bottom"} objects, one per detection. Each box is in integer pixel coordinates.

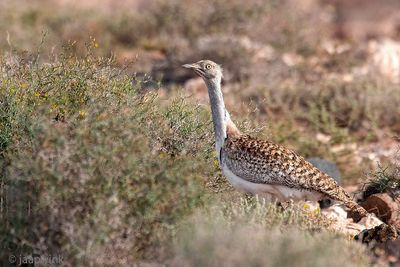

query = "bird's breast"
[{"left": 221, "top": 164, "right": 324, "bottom": 202}]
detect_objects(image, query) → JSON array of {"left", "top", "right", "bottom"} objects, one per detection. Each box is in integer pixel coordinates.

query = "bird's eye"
[{"left": 205, "top": 64, "right": 212, "bottom": 70}]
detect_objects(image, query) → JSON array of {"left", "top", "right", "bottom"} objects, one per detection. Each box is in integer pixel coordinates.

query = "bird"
[{"left": 182, "top": 59, "right": 369, "bottom": 222}]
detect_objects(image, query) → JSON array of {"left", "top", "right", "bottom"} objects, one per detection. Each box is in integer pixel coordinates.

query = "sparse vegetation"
[
  {"left": 174, "top": 202, "right": 368, "bottom": 267},
  {"left": 364, "top": 164, "right": 400, "bottom": 198},
  {"left": 1, "top": 0, "right": 400, "bottom": 266}
]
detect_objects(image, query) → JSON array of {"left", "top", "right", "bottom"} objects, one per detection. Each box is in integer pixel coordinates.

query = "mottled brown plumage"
[{"left": 222, "top": 134, "right": 367, "bottom": 220}]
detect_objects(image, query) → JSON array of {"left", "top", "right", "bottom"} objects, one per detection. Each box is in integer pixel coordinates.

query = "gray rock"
[
  {"left": 307, "top": 157, "right": 341, "bottom": 208},
  {"left": 307, "top": 157, "right": 341, "bottom": 184}
]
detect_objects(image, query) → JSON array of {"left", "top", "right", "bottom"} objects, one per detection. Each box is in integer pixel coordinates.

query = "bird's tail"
[{"left": 321, "top": 183, "right": 368, "bottom": 222}]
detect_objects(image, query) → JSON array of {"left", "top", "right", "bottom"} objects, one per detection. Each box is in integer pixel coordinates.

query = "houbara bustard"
[{"left": 182, "top": 60, "right": 397, "bottom": 237}]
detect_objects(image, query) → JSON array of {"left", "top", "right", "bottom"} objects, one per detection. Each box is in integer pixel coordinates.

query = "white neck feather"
[{"left": 205, "top": 76, "right": 230, "bottom": 161}]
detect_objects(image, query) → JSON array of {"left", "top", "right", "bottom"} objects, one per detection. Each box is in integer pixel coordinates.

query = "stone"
[{"left": 361, "top": 193, "right": 400, "bottom": 231}]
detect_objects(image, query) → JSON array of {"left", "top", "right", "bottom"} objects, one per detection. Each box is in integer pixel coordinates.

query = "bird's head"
[{"left": 182, "top": 60, "right": 222, "bottom": 81}]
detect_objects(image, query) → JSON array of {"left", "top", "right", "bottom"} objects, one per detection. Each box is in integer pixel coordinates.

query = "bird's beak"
[
  {"left": 182, "top": 63, "right": 204, "bottom": 77},
  {"left": 182, "top": 63, "right": 197, "bottom": 69}
]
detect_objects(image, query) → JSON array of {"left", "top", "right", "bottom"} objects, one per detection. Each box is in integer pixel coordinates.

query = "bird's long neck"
[{"left": 205, "top": 77, "right": 230, "bottom": 160}]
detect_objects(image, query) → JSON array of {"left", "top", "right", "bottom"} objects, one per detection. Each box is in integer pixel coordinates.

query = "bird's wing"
[{"left": 221, "top": 134, "right": 352, "bottom": 202}]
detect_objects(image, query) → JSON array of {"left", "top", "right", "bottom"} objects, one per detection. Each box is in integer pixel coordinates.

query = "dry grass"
[
  {"left": 1, "top": 0, "right": 399, "bottom": 266},
  {"left": 174, "top": 200, "right": 368, "bottom": 267}
]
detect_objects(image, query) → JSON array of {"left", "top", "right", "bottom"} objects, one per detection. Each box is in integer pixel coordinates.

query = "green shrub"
[
  {"left": 363, "top": 164, "right": 400, "bottom": 199},
  {"left": 0, "top": 50, "right": 213, "bottom": 265}
]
